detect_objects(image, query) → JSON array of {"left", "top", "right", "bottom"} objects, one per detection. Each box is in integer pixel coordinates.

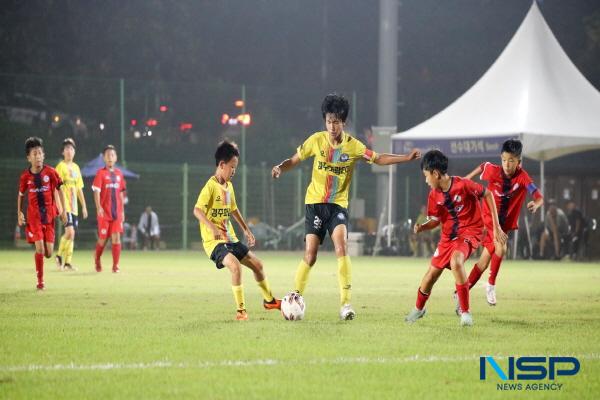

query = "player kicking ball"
[
  {"left": 406, "top": 150, "right": 507, "bottom": 326},
  {"left": 272, "top": 93, "right": 420, "bottom": 320},
  {"left": 194, "top": 140, "right": 281, "bottom": 321},
  {"left": 461, "top": 139, "right": 543, "bottom": 306}
]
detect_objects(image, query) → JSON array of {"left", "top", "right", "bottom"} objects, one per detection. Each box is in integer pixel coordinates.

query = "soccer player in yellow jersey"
[
  {"left": 194, "top": 140, "right": 281, "bottom": 321},
  {"left": 55, "top": 138, "right": 88, "bottom": 271},
  {"left": 272, "top": 94, "right": 421, "bottom": 320}
]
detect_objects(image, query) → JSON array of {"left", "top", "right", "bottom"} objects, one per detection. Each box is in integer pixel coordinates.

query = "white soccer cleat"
[
  {"left": 485, "top": 282, "right": 497, "bottom": 306},
  {"left": 405, "top": 307, "right": 426, "bottom": 323},
  {"left": 339, "top": 304, "right": 356, "bottom": 320},
  {"left": 460, "top": 311, "right": 474, "bottom": 327}
]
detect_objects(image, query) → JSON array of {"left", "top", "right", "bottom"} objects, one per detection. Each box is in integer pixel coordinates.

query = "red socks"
[
  {"left": 416, "top": 288, "right": 430, "bottom": 310},
  {"left": 488, "top": 254, "right": 503, "bottom": 285},
  {"left": 455, "top": 282, "right": 470, "bottom": 313},
  {"left": 35, "top": 253, "right": 44, "bottom": 285},
  {"left": 112, "top": 244, "right": 121, "bottom": 269},
  {"left": 467, "top": 264, "right": 483, "bottom": 289}
]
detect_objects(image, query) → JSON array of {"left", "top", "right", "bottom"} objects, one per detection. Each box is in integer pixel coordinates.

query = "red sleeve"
[
  {"left": 18, "top": 172, "right": 27, "bottom": 195},
  {"left": 92, "top": 170, "right": 103, "bottom": 192},
  {"left": 522, "top": 171, "right": 543, "bottom": 200},
  {"left": 480, "top": 162, "right": 493, "bottom": 181},
  {"left": 426, "top": 191, "right": 440, "bottom": 221},
  {"left": 52, "top": 168, "right": 63, "bottom": 189},
  {"left": 464, "top": 178, "right": 485, "bottom": 199}
]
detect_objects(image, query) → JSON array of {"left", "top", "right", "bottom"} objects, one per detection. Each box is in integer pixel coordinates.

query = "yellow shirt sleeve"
[
  {"left": 349, "top": 137, "right": 377, "bottom": 164},
  {"left": 195, "top": 182, "right": 213, "bottom": 211},
  {"left": 297, "top": 133, "right": 318, "bottom": 161},
  {"left": 229, "top": 184, "right": 238, "bottom": 213},
  {"left": 76, "top": 164, "right": 84, "bottom": 189}
]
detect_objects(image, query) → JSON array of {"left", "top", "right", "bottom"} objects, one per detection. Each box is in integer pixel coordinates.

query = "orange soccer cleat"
[
  {"left": 263, "top": 298, "right": 282, "bottom": 310},
  {"left": 236, "top": 309, "right": 249, "bottom": 321}
]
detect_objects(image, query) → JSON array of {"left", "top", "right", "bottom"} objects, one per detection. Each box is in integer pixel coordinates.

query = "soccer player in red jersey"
[
  {"left": 17, "top": 137, "right": 66, "bottom": 290},
  {"left": 462, "top": 139, "right": 543, "bottom": 305},
  {"left": 92, "top": 145, "right": 127, "bottom": 273},
  {"left": 405, "top": 150, "right": 507, "bottom": 326}
]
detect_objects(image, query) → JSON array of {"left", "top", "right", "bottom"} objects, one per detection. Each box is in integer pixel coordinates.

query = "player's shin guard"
[
  {"left": 416, "top": 288, "right": 430, "bottom": 310},
  {"left": 337, "top": 256, "right": 352, "bottom": 305},
  {"left": 256, "top": 279, "right": 274, "bottom": 302},
  {"left": 232, "top": 285, "right": 245, "bottom": 311},
  {"left": 111, "top": 243, "right": 121, "bottom": 268},
  {"left": 294, "top": 260, "right": 312, "bottom": 294},
  {"left": 455, "top": 282, "right": 470, "bottom": 313},
  {"left": 467, "top": 264, "right": 483, "bottom": 289},
  {"left": 488, "top": 254, "right": 503, "bottom": 285},
  {"left": 57, "top": 236, "right": 67, "bottom": 258},
  {"left": 65, "top": 239, "right": 74, "bottom": 264},
  {"left": 35, "top": 253, "right": 44, "bottom": 285}
]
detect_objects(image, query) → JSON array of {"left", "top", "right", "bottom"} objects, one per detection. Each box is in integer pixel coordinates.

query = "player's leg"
[
  {"left": 330, "top": 223, "right": 355, "bottom": 319},
  {"left": 539, "top": 229, "right": 549, "bottom": 258},
  {"left": 295, "top": 234, "right": 320, "bottom": 295},
  {"left": 222, "top": 253, "right": 248, "bottom": 320},
  {"left": 111, "top": 230, "right": 121, "bottom": 273},
  {"left": 62, "top": 223, "right": 76, "bottom": 270},
  {"left": 95, "top": 217, "right": 110, "bottom": 272},
  {"left": 240, "top": 249, "right": 280, "bottom": 310},
  {"left": 34, "top": 240, "right": 46, "bottom": 290},
  {"left": 486, "top": 240, "right": 508, "bottom": 305},
  {"left": 56, "top": 231, "right": 68, "bottom": 269},
  {"left": 449, "top": 248, "right": 473, "bottom": 326},
  {"left": 405, "top": 265, "right": 443, "bottom": 322}
]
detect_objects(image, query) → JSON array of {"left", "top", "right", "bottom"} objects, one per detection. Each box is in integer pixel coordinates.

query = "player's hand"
[
  {"left": 60, "top": 211, "right": 68, "bottom": 225},
  {"left": 408, "top": 149, "right": 422, "bottom": 161},
  {"left": 244, "top": 229, "right": 256, "bottom": 248},
  {"left": 17, "top": 211, "right": 26, "bottom": 226},
  {"left": 82, "top": 207, "right": 88, "bottom": 219},
  {"left": 271, "top": 165, "right": 282, "bottom": 179},
  {"left": 97, "top": 208, "right": 105, "bottom": 219},
  {"left": 413, "top": 223, "right": 422, "bottom": 234},
  {"left": 527, "top": 201, "right": 539, "bottom": 213},
  {"left": 494, "top": 226, "right": 508, "bottom": 245}
]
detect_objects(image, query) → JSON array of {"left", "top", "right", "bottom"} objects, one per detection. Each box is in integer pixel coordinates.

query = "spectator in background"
[
  {"left": 539, "top": 199, "right": 569, "bottom": 260},
  {"left": 138, "top": 206, "right": 160, "bottom": 250},
  {"left": 410, "top": 205, "right": 436, "bottom": 257},
  {"left": 566, "top": 200, "right": 585, "bottom": 260}
]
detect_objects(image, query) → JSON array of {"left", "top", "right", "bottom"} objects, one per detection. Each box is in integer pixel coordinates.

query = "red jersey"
[
  {"left": 427, "top": 176, "right": 485, "bottom": 242},
  {"left": 92, "top": 167, "right": 127, "bottom": 221},
  {"left": 479, "top": 162, "right": 542, "bottom": 231},
  {"left": 18, "top": 165, "right": 63, "bottom": 225}
]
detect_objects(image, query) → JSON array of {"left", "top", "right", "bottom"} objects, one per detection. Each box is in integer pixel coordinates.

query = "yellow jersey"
[
  {"left": 55, "top": 160, "right": 84, "bottom": 215},
  {"left": 195, "top": 176, "right": 240, "bottom": 257},
  {"left": 297, "top": 131, "right": 377, "bottom": 208}
]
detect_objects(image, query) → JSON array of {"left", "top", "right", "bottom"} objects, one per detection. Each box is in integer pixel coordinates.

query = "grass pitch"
[{"left": 0, "top": 250, "right": 599, "bottom": 399}]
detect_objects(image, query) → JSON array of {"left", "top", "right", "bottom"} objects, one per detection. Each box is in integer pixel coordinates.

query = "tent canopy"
[
  {"left": 81, "top": 154, "right": 140, "bottom": 179},
  {"left": 392, "top": 1, "right": 600, "bottom": 161}
]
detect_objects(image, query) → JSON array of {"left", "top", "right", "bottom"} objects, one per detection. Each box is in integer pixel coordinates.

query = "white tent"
[{"left": 391, "top": 1, "right": 600, "bottom": 188}]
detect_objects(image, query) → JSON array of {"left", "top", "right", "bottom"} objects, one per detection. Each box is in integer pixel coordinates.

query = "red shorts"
[
  {"left": 431, "top": 237, "right": 479, "bottom": 270},
  {"left": 482, "top": 228, "right": 496, "bottom": 254},
  {"left": 25, "top": 222, "right": 55, "bottom": 244},
  {"left": 97, "top": 217, "right": 123, "bottom": 240}
]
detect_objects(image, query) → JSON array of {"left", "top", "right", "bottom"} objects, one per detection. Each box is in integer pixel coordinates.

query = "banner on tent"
[{"left": 393, "top": 135, "right": 515, "bottom": 158}]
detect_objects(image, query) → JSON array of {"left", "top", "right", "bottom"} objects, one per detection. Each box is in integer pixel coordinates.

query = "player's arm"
[
  {"left": 464, "top": 165, "right": 483, "bottom": 180},
  {"left": 120, "top": 191, "right": 126, "bottom": 220},
  {"left": 193, "top": 206, "right": 222, "bottom": 240},
  {"left": 77, "top": 188, "right": 88, "bottom": 219},
  {"left": 483, "top": 189, "right": 508, "bottom": 245},
  {"left": 373, "top": 149, "right": 421, "bottom": 166},
  {"left": 93, "top": 190, "right": 104, "bottom": 218},
  {"left": 272, "top": 153, "right": 301, "bottom": 179},
  {"left": 17, "top": 193, "right": 26, "bottom": 226},
  {"left": 231, "top": 209, "right": 255, "bottom": 247},
  {"left": 55, "top": 188, "right": 67, "bottom": 224},
  {"left": 526, "top": 184, "right": 544, "bottom": 214},
  {"left": 414, "top": 218, "right": 440, "bottom": 234}
]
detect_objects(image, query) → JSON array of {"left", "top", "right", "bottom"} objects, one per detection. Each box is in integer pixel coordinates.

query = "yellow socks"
[
  {"left": 256, "top": 279, "right": 274, "bottom": 302},
  {"left": 337, "top": 256, "right": 352, "bottom": 305},
  {"left": 294, "top": 260, "right": 312, "bottom": 294},
  {"left": 232, "top": 285, "right": 246, "bottom": 311},
  {"left": 64, "top": 239, "right": 74, "bottom": 264},
  {"left": 57, "top": 236, "right": 68, "bottom": 259}
]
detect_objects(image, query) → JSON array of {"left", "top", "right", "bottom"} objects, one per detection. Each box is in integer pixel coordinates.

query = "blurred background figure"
[
  {"left": 138, "top": 206, "right": 160, "bottom": 250},
  {"left": 539, "top": 199, "right": 570, "bottom": 260},
  {"left": 410, "top": 205, "right": 437, "bottom": 257},
  {"left": 566, "top": 200, "right": 586, "bottom": 260}
]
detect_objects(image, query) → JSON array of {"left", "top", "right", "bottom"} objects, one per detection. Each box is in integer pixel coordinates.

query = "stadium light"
[
  {"left": 235, "top": 100, "right": 244, "bottom": 107},
  {"left": 159, "top": 105, "right": 168, "bottom": 112},
  {"left": 146, "top": 118, "right": 158, "bottom": 127},
  {"left": 130, "top": 119, "right": 137, "bottom": 126},
  {"left": 221, "top": 113, "right": 230, "bottom": 125},
  {"left": 99, "top": 123, "right": 105, "bottom": 130},
  {"left": 179, "top": 122, "right": 193, "bottom": 132}
]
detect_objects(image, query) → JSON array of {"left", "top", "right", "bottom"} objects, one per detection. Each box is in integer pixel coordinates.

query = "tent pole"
[
  {"left": 540, "top": 160, "right": 545, "bottom": 222},
  {"left": 387, "top": 165, "right": 393, "bottom": 247}
]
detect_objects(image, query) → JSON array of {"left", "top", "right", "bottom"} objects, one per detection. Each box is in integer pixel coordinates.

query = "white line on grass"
[{"left": 2, "top": 354, "right": 598, "bottom": 373}]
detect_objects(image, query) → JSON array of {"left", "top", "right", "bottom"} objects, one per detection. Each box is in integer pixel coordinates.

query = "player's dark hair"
[
  {"left": 421, "top": 150, "right": 448, "bottom": 174},
  {"left": 62, "top": 137, "right": 76, "bottom": 151},
  {"left": 214, "top": 140, "right": 239, "bottom": 166},
  {"left": 25, "top": 137, "right": 43, "bottom": 155},
  {"left": 321, "top": 93, "right": 349, "bottom": 122},
  {"left": 501, "top": 139, "right": 522, "bottom": 158},
  {"left": 103, "top": 144, "right": 116, "bottom": 155}
]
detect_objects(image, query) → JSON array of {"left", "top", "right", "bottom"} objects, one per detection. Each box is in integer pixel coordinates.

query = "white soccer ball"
[{"left": 281, "top": 291, "right": 306, "bottom": 321}]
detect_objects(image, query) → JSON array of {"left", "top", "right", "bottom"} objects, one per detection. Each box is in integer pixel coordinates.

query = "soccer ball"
[{"left": 281, "top": 291, "right": 306, "bottom": 321}]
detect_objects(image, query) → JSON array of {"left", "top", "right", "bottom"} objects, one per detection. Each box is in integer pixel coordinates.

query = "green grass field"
[{"left": 1, "top": 250, "right": 599, "bottom": 399}]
